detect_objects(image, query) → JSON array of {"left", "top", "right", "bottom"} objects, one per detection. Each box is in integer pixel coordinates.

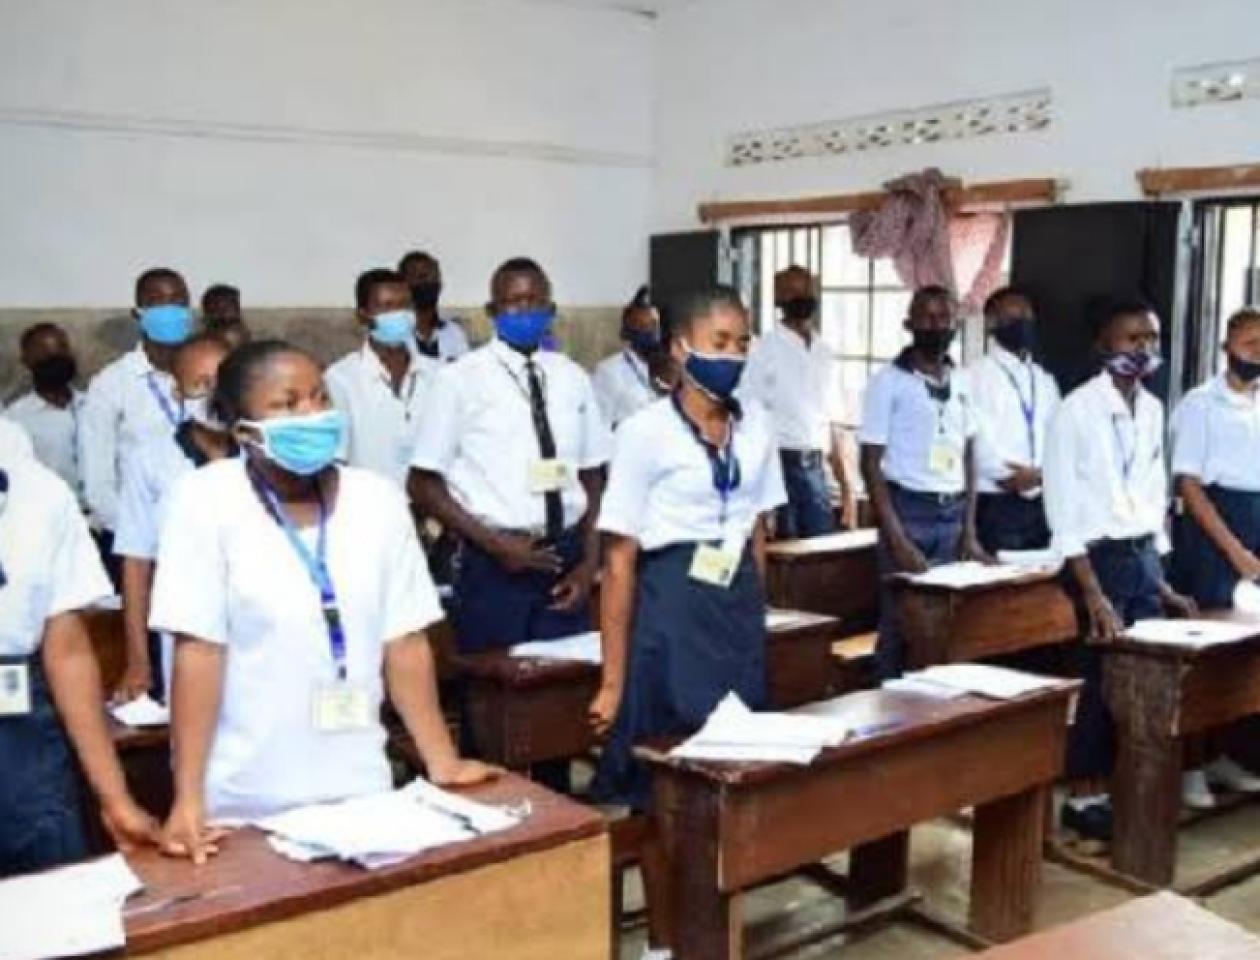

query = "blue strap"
[
  {"left": 669, "top": 391, "right": 741, "bottom": 529},
  {"left": 996, "top": 361, "right": 1037, "bottom": 461},
  {"left": 623, "top": 350, "right": 651, "bottom": 392},
  {"left": 145, "top": 372, "right": 183, "bottom": 429}
]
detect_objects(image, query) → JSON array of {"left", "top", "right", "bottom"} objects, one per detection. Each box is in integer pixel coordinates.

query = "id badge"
[
  {"left": 0, "top": 664, "right": 32, "bottom": 717},
  {"left": 312, "top": 682, "right": 372, "bottom": 733},
  {"left": 689, "top": 544, "right": 738, "bottom": 588},
  {"left": 1112, "top": 491, "right": 1136, "bottom": 521},
  {"left": 928, "top": 443, "right": 960, "bottom": 477},
  {"left": 529, "top": 459, "right": 572, "bottom": 494}
]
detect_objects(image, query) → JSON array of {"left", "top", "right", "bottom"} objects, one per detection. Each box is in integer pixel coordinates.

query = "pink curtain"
[{"left": 950, "top": 212, "right": 1011, "bottom": 314}]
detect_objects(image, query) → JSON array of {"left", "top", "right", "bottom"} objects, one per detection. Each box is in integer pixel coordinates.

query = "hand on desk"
[
  {"left": 1160, "top": 583, "right": 1199, "bottom": 619},
  {"left": 890, "top": 534, "right": 929, "bottom": 575},
  {"left": 428, "top": 757, "right": 504, "bottom": 787},
  {"left": 160, "top": 800, "right": 232, "bottom": 865},
  {"left": 588, "top": 684, "right": 621, "bottom": 738},
  {"left": 113, "top": 662, "right": 154, "bottom": 705},
  {"left": 550, "top": 560, "right": 595, "bottom": 612},
  {"left": 1083, "top": 590, "right": 1124, "bottom": 643},
  {"left": 961, "top": 535, "right": 997, "bottom": 566},
  {"left": 102, "top": 796, "right": 161, "bottom": 853},
  {"left": 492, "top": 533, "right": 562, "bottom": 576}
]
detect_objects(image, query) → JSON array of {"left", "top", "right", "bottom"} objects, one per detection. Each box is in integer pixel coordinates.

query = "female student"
[
  {"left": 0, "top": 452, "right": 158, "bottom": 876},
  {"left": 153, "top": 340, "right": 497, "bottom": 862}
]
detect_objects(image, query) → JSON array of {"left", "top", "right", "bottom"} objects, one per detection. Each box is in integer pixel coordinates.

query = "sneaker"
[
  {"left": 1182, "top": 769, "right": 1217, "bottom": 810},
  {"left": 1061, "top": 799, "right": 1113, "bottom": 844},
  {"left": 1206, "top": 756, "right": 1260, "bottom": 794}
]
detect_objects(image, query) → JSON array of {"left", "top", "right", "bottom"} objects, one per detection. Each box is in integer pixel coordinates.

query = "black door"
[{"left": 649, "top": 230, "right": 720, "bottom": 335}]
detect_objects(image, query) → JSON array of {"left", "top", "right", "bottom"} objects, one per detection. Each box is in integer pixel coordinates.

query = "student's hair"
[
  {"left": 354, "top": 268, "right": 406, "bottom": 310},
  {"left": 982, "top": 285, "right": 1034, "bottom": 318},
  {"left": 201, "top": 283, "right": 240, "bottom": 307},
  {"left": 175, "top": 331, "right": 229, "bottom": 360},
  {"left": 19, "top": 321, "right": 63, "bottom": 353},
  {"left": 1088, "top": 295, "right": 1154, "bottom": 341},
  {"left": 909, "top": 284, "right": 954, "bottom": 317},
  {"left": 213, "top": 338, "right": 314, "bottom": 426},
  {"left": 774, "top": 264, "right": 812, "bottom": 284},
  {"left": 490, "top": 257, "right": 551, "bottom": 300},
  {"left": 398, "top": 249, "right": 438, "bottom": 272},
  {"left": 622, "top": 285, "right": 655, "bottom": 321},
  {"left": 671, "top": 285, "right": 747, "bottom": 337},
  {"left": 134, "top": 266, "right": 185, "bottom": 304},
  {"left": 1226, "top": 306, "right": 1260, "bottom": 338}
]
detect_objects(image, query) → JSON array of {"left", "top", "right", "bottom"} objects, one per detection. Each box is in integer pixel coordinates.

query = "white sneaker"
[
  {"left": 640, "top": 950, "right": 673, "bottom": 960},
  {"left": 1183, "top": 769, "right": 1217, "bottom": 810},
  {"left": 1206, "top": 756, "right": 1260, "bottom": 794}
]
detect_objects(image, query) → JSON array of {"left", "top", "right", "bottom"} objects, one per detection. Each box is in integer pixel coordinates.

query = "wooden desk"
[
  {"left": 765, "top": 531, "right": 878, "bottom": 631},
  {"left": 892, "top": 568, "right": 1080, "bottom": 670},
  {"left": 455, "top": 610, "right": 843, "bottom": 770},
  {"left": 1101, "top": 611, "right": 1260, "bottom": 888},
  {"left": 638, "top": 681, "right": 1078, "bottom": 959},
  {"left": 972, "top": 892, "right": 1260, "bottom": 959},
  {"left": 122, "top": 775, "right": 609, "bottom": 959}
]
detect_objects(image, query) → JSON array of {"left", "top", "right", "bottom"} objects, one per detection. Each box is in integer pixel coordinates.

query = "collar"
[
  {"left": 776, "top": 323, "right": 815, "bottom": 351},
  {"left": 416, "top": 316, "right": 449, "bottom": 343},
  {"left": 622, "top": 347, "right": 648, "bottom": 372},
  {"left": 128, "top": 342, "right": 156, "bottom": 377},
  {"left": 22, "top": 388, "right": 82, "bottom": 412},
  {"left": 1210, "top": 371, "right": 1260, "bottom": 408},
  {"left": 360, "top": 340, "right": 420, "bottom": 385},
  {"left": 490, "top": 336, "right": 540, "bottom": 371},
  {"left": 990, "top": 343, "right": 1032, "bottom": 374},
  {"left": 894, "top": 347, "right": 954, "bottom": 382},
  {"left": 1091, "top": 370, "right": 1147, "bottom": 417}
]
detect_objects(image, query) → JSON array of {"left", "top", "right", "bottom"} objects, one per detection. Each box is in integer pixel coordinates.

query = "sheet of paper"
[
  {"left": 907, "top": 561, "right": 1035, "bottom": 589},
  {"left": 109, "top": 694, "right": 170, "bottom": 728},
  {"left": 883, "top": 676, "right": 971, "bottom": 700},
  {"left": 1125, "top": 619, "right": 1259, "bottom": 648},
  {"left": 765, "top": 609, "right": 803, "bottom": 630},
  {"left": 0, "top": 855, "right": 142, "bottom": 960},
  {"left": 905, "top": 664, "right": 1060, "bottom": 700},
  {"left": 995, "top": 548, "right": 1062, "bottom": 572},
  {"left": 509, "top": 631, "right": 602, "bottom": 665},
  {"left": 669, "top": 693, "right": 851, "bottom": 765},
  {"left": 1234, "top": 581, "right": 1260, "bottom": 617}
]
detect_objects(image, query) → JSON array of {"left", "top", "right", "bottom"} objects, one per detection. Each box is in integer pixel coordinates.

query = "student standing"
[
  {"left": 592, "top": 286, "right": 666, "bottom": 429},
  {"left": 860, "top": 286, "right": 988, "bottom": 679},
  {"left": 6, "top": 322, "right": 86, "bottom": 503},
  {"left": 741, "top": 265, "right": 856, "bottom": 537},
  {"left": 967, "top": 287, "right": 1061, "bottom": 553},
  {"left": 114, "top": 335, "right": 236, "bottom": 703},
  {"left": 0, "top": 452, "right": 158, "bottom": 877},
  {"left": 326, "top": 269, "right": 439, "bottom": 487},
  {"left": 398, "top": 250, "right": 470, "bottom": 362},
  {"left": 200, "top": 283, "right": 251, "bottom": 349},
  {"left": 1044, "top": 298, "right": 1197, "bottom": 844},
  {"left": 154, "top": 341, "right": 496, "bottom": 861}
]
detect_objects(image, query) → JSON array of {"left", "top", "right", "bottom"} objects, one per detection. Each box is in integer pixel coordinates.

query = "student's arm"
[
  {"left": 752, "top": 515, "right": 770, "bottom": 582},
  {"left": 828, "top": 424, "right": 858, "bottom": 530},
  {"left": 386, "top": 633, "right": 501, "bottom": 784},
  {"left": 1179, "top": 475, "right": 1246, "bottom": 573},
  {"left": 590, "top": 533, "right": 637, "bottom": 736},
  {"left": 860, "top": 444, "right": 927, "bottom": 573},
  {"left": 42, "top": 610, "right": 160, "bottom": 852},
  {"left": 118, "top": 558, "right": 155, "bottom": 701},
  {"left": 960, "top": 439, "right": 995, "bottom": 563},
  {"left": 550, "top": 467, "right": 605, "bottom": 610}
]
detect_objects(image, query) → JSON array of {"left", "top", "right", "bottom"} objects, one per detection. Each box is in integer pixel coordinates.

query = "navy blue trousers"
[
  {"left": 1172, "top": 486, "right": 1260, "bottom": 609},
  {"left": 976, "top": 493, "right": 1051, "bottom": 554},
  {"left": 777, "top": 451, "right": 836, "bottom": 540}
]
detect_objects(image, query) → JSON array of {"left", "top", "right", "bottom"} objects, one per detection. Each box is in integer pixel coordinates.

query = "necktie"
[{"left": 525, "top": 357, "right": 564, "bottom": 543}]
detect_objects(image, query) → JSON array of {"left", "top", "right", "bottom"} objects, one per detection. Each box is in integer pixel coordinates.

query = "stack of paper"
[
  {"left": 0, "top": 855, "right": 142, "bottom": 960},
  {"left": 1126, "top": 619, "right": 1259, "bottom": 648},
  {"left": 1234, "top": 581, "right": 1260, "bottom": 616},
  {"left": 256, "top": 779, "right": 523, "bottom": 870},
  {"left": 670, "top": 693, "right": 851, "bottom": 765},
  {"left": 996, "top": 548, "right": 1063, "bottom": 572},
  {"left": 109, "top": 694, "right": 169, "bottom": 728},
  {"left": 888, "top": 664, "right": 1060, "bottom": 700},
  {"left": 509, "top": 631, "right": 602, "bottom": 664},
  {"left": 907, "top": 562, "right": 1034, "bottom": 589},
  {"left": 765, "top": 609, "right": 803, "bottom": 630}
]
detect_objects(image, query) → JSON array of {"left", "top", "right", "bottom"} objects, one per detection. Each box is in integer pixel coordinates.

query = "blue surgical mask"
[
  {"left": 682, "top": 341, "right": 746, "bottom": 402},
  {"left": 138, "top": 304, "right": 194, "bottom": 345},
  {"left": 240, "top": 410, "right": 344, "bottom": 476},
  {"left": 369, "top": 309, "right": 416, "bottom": 346},
  {"left": 494, "top": 308, "right": 555, "bottom": 352}
]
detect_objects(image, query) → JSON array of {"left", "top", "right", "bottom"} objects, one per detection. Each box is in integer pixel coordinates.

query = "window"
[{"left": 1188, "top": 198, "right": 1260, "bottom": 384}]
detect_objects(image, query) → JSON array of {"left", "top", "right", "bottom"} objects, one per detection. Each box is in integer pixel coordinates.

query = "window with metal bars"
[{"left": 1186, "top": 199, "right": 1260, "bottom": 385}]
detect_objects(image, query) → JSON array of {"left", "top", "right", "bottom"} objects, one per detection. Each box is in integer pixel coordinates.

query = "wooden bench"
[
  {"left": 766, "top": 530, "right": 878, "bottom": 632},
  {"left": 831, "top": 630, "right": 877, "bottom": 693}
]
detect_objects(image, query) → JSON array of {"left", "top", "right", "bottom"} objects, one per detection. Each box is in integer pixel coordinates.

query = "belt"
[
  {"left": 888, "top": 482, "right": 965, "bottom": 507},
  {"left": 487, "top": 524, "right": 579, "bottom": 540},
  {"left": 780, "top": 448, "right": 825, "bottom": 463},
  {"left": 1088, "top": 534, "right": 1155, "bottom": 554}
]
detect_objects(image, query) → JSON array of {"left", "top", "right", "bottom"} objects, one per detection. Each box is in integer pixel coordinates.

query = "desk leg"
[
  {"left": 848, "top": 831, "right": 909, "bottom": 912},
  {"left": 970, "top": 786, "right": 1044, "bottom": 941}
]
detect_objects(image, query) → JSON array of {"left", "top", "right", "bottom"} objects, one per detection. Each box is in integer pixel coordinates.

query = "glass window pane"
[
  {"left": 821, "top": 225, "right": 869, "bottom": 287},
  {"left": 822, "top": 291, "right": 871, "bottom": 356},
  {"left": 1221, "top": 205, "right": 1254, "bottom": 322},
  {"left": 872, "top": 255, "right": 902, "bottom": 288},
  {"left": 871, "top": 292, "right": 911, "bottom": 358}
]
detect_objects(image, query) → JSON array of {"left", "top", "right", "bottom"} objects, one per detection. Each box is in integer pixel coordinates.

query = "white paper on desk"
[
  {"left": 1234, "top": 581, "right": 1260, "bottom": 616},
  {"left": 1125, "top": 619, "right": 1258, "bottom": 648},
  {"left": 906, "top": 561, "right": 1031, "bottom": 589},
  {"left": 995, "top": 548, "right": 1063, "bottom": 573},
  {"left": 765, "top": 609, "right": 803, "bottom": 630},
  {"left": 904, "top": 664, "right": 1060, "bottom": 700},
  {"left": 883, "top": 675, "right": 971, "bottom": 700},
  {"left": 670, "top": 693, "right": 851, "bottom": 765},
  {"left": 0, "top": 854, "right": 142, "bottom": 960},
  {"left": 108, "top": 693, "right": 169, "bottom": 728},
  {"left": 509, "top": 631, "right": 602, "bottom": 664}
]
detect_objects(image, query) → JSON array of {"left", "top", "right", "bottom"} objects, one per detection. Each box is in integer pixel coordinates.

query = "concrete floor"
[{"left": 617, "top": 797, "right": 1260, "bottom": 958}]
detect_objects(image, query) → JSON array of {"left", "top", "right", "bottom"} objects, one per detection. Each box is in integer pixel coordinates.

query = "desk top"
[
  {"left": 765, "top": 529, "right": 878, "bottom": 560},
  {"left": 121, "top": 774, "right": 603, "bottom": 956},
  {"left": 1105, "top": 609, "right": 1260, "bottom": 661},
  {"left": 972, "top": 893, "right": 1260, "bottom": 959},
  {"left": 889, "top": 565, "right": 1065, "bottom": 597},
  {"left": 636, "top": 680, "right": 1078, "bottom": 788}
]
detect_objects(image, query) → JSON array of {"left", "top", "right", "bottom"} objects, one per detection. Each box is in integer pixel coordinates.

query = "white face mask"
[{"left": 181, "top": 394, "right": 225, "bottom": 432}]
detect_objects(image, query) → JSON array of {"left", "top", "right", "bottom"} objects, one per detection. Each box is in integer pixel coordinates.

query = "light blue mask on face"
[
  {"left": 369, "top": 309, "right": 416, "bottom": 346},
  {"left": 240, "top": 409, "right": 344, "bottom": 476},
  {"left": 138, "top": 304, "right": 194, "bottom": 345}
]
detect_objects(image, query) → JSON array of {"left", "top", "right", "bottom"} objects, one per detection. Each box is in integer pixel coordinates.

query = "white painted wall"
[
  {"left": 0, "top": 0, "right": 654, "bottom": 306},
  {"left": 653, "top": 0, "right": 1260, "bottom": 230}
]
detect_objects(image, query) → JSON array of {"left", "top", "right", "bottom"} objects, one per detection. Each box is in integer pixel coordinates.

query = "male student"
[
  {"left": 81, "top": 267, "right": 195, "bottom": 581},
  {"left": 200, "top": 284, "right": 250, "bottom": 350},
  {"left": 741, "top": 265, "right": 856, "bottom": 537},
  {"left": 592, "top": 286, "right": 667, "bottom": 429},
  {"left": 398, "top": 250, "right": 470, "bottom": 362},
  {"left": 326, "top": 269, "right": 439, "bottom": 487},
  {"left": 860, "top": 285, "right": 988, "bottom": 679},
  {"left": 1044, "top": 297, "right": 1197, "bottom": 844},
  {"left": 6, "top": 322, "right": 86, "bottom": 502},
  {"left": 967, "top": 287, "right": 1061, "bottom": 553}
]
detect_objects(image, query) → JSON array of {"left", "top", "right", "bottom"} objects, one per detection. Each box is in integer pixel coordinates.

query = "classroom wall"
[{"left": 652, "top": 0, "right": 1260, "bottom": 230}]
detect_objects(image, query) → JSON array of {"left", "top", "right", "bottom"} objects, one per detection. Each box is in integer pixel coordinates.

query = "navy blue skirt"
[
  {"left": 591, "top": 541, "right": 767, "bottom": 810},
  {"left": 1172, "top": 486, "right": 1260, "bottom": 609}
]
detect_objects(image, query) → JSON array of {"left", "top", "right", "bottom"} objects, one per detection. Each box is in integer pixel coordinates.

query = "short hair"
[
  {"left": 490, "top": 257, "right": 551, "bottom": 299},
  {"left": 1088, "top": 295, "right": 1155, "bottom": 340},
  {"left": 622, "top": 285, "right": 655, "bottom": 322},
  {"left": 398, "top": 250, "right": 438, "bottom": 272},
  {"left": 354, "top": 268, "right": 406, "bottom": 310},
  {"left": 671, "top": 285, "right": 747, "bottom": 337},
  {"left": 982, "top": 285, "right": 1034, "bottom": 318},
  {"left": 909, "top": 285, "right": 954, "bottom": 317},
  {"left": 201, "top": 283, "right": 240, "bottom": 307},
  {"left": 134, "top": 267, "right": 186, "bottom": 305},
  {"left": 175, "top": 331, "right": 230, "bottom": 362},
  {"left": 19, "top": 321, "right": 63, "bottom": 353},
  {"left": 1226, "top": 306, "right": 1260, "bottom": 338},
  {"left": 212, "top": 338, "right": 315, "bottom": 426},
  {"left": 774, "top": 264, "right": 813, "bottom": 284}
]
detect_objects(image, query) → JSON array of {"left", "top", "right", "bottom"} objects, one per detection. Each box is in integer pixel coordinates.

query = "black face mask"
[
  {"left": 411, "top": 281, "right": 442, "bottom": 310},
  {"left": 31, "top": 353, "right": 77, "bottom": 391},
  {"left": 991, "top": 317, "right": 1036, "bottom": 355},
  {"left": 779, "top": 296, "right": 818, "bottom": 323},
  {"left": 912, "top": 328, "right": 955, "bottom": 358},
  {"left": 1228, "top": 351, "right": 1260, "bottom": 384}
]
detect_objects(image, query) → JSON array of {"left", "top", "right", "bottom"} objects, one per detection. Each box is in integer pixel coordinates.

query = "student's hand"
[
  {"left": 890, "top": 535, "right": 929, "bottom": 574},
  {"left": 962, "top": 535, "right": 997, "bottom": 565},
  {"left": 1083, "top": 589, "right": 1124, "bottom": 643},
  {"left": 1235, "top": 552, "right": 1260, "bottom": 584},
  {"left": 549, "top": 559, "right": 596, "bottom": 611},
  {"left": 160, "top": 800, "right": 230, "bottom": 865},
  {"left": 101, "top": 796, "right": 161, "bottom": 853},
  {"left": 428, "top": 757, "right": 504, "bottom": 788},
  {"left": 1160, "top": 585, "right": 1199, "bottom": 619},
  {"left": 839, "top": 492, "right": 859, "bottom": 531},
  {"left": 588, "top": 684, "right": 622, "bottom": 738},
  {"left": 997, "top": 463, "right": 1042, "bottom": 495},
  {"left": 113, "top": 662, "right": 154, "bottom": 704},
  {"left": 491, "top": 533, "right": 563, "bottom": 575}
]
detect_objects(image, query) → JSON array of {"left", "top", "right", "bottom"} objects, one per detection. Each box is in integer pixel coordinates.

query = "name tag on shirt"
[
  {"left": 928, "top": 442, "right": 961, "bottom": 477},
  {"left": 529, "top": 459, "right": 572, "bottom": 494},
  {"left": 690, "top": 544, "right": 739, "bottom": 588},
  {"left": 312, "top": 682, "right": 372, "bottom": 733},
  {"left": 0, "top": 664, "right": 32, "bottom": 717}
]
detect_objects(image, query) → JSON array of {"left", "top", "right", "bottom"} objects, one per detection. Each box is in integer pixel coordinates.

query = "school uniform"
[
  {"left": 967, "top": 345, "right": 1060, "bottom": 553},
  {"left": 0, "top": 456, "right": 114, "bottom": 877},
  {"left": 326, "top": 343, "right": 439, "bottom": 486},
  {"left": 414, "top": 317, "right": 471, "bottom": 363},
  {"left": 859, "top": 351, "right": 976, "bottom": 678},
  {"left": 1170, "top": 374, "right": 1260, "bottom": 608},
  {"left": 741, "top": 325, "right": 842, "bottom": 538},
  {"left": 0, "top": 416, "right": 34, "bottom": 462},
  {"left": 409, "top": 338, "right": 612, "bottom": 653},
  {"left": 149, "top": 459, "right": 442, "bottom": 822},
  {"left": 592, "top": 348, "right": 657, "bottom": 430},
  {"left": 1044, "top": 371, "right": 1169, "bottom": 780},
  {"left": 5, "top": 390, "right": 86, "bottom": 504},
  {"left": 591, "top": 397, "right": 787, "bottom": 809}
]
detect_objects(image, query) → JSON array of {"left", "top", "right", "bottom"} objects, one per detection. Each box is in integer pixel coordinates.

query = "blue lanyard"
[
  {"left": 145, "top": 372, "right": 182, "bottom": 428},
  {"left": 1111, "top": 415, "right": 1137, "bottom": 488},
  {"left": 670, "top": 392, "right": 741, "bottom": 528},
  {"left": 249, "top": 467, "right": 348, "bottom": 680},
  {"left": 623, "top": 350, "right": 651, "bottom": 392},
  {"left": 997, "top": 361, "right": 1037, "bottom": 460}
]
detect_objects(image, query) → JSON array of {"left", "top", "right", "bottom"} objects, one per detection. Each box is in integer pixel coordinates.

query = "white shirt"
[
  {"left": 416, "top": 317, "right": 471, "bottom": 364},
  {"left": 149, "top": 460, "right": 443, "bottom": 821},
  {"left": 966, "top": 346, "right": 1061, "bottom": 495},
  {"left": 81, "top": 345, "right": 182, "bottom": 531},
  {"left": 114, "top": 429, "right": 197, "bottom": 561},
  {"left": 326, "top": 343, "right": 439, "bottom": 487},
  {"left": 5, "top": 390, "right": 85, "bottom": 500},
  {"left": 0, "top": 417, "right": 34, "bottom": 463},
  {"left": 1043, "top": 372, "right": 1170, "bottom": 559},
  {"left": 410, "top": 339, "right": 613, "bottom": 531},
  {"left": 0, "top": 456, "right": 112, "bottom": 657},
  {"left": 858, "top": 355, "right": 977, "bottom": 495},
  {"left": 592, "top": 349, "right": 657, "bottom": 429},
  {"left": 599, "top": 398, "right": 787, "bottom": 551},
  {"left": 1172, "top": 373, "right": 1260, "bottom": 493},
  {"left": 740, "top": 325, "right": 841, "bottom": 451}
]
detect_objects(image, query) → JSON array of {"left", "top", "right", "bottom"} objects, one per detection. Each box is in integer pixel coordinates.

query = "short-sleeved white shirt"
[
  {"left": 0, "top": 456, "right": 112, "bottom": 657},
  {"left": 1172, "top": 373, "right": 1260, "bottom": 493},
  {"left": 966, "top": 346, "right": 1061, "bottom": 495},
  {"left": 416, "top": 317, "right": 472, "bottom": 363},
  {"left": 592, "top": 349, "right": 658, "bottom": 430},
  {"left": 5, "top": 390, "right": 85, "bottom": 501},
  {"left": 740, "top": 325, "right": 842, "bottom": 451},
  {"left": 114, "top": 429, "right": 197, "bottom": 561},
  {"left": 598, "top": 397, "right": 787, "bottom": 551},
  {"left": 149, "top": 459, "right": 444, "bottom": 822},
  {"left": 0, "top": 418, "right": 34, "bottom": 464},
  {"left": 409, "top": 339, "right": 613, "bottom": 530}
]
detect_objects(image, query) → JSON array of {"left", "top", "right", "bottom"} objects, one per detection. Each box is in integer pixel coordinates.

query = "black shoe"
[{"left": 1062, "top": 800, "right": 1113, "bottom": 844}]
